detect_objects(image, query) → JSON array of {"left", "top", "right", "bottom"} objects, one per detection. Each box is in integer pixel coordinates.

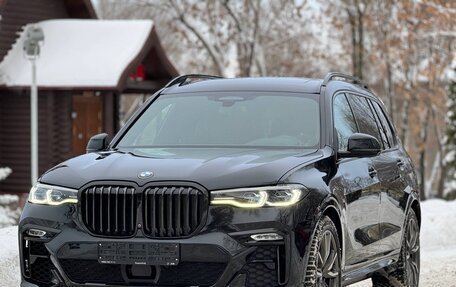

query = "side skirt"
[{"left": 342, "top": 251, "right": 400, "bottom": 286}]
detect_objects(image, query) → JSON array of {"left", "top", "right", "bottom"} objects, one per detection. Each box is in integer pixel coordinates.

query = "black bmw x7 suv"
[{"left": 19, "top": 72, "right": 420, "bottom": 287}]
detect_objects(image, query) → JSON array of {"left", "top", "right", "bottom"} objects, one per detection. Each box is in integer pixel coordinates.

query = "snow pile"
[
  {"left": 0, "top": 195, "right": 21, "bottom": 228},
  {"left": 0, "top": 226, "right": 20, "bottom": 286},
  {"left": 420, "top": 199, "right": 456, "bottom": 251},
  {"left": 0, "top": 167, "right": 20, "bottom": 228},
  {"left": 0, "top": 167, "right": 12, "bottom": 181}
]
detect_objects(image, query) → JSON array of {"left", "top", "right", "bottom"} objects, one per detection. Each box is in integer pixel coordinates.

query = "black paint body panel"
[{"left": 19, "top": 77, "right": 420, "bottom": 287}]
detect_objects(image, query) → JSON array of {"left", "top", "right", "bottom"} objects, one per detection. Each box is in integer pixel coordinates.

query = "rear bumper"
[{"left": 19, "top": 203, "right": 312, "bottom": 287}]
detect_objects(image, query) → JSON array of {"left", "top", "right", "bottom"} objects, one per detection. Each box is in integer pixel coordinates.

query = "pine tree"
[{"left": 445, "top": 73, "right": 456, "bottom": 198}]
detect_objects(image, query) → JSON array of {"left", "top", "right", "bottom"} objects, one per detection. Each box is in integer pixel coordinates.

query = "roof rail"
[
  {"left": 321, "top": 72, "right": 369, "bottom": 90},
  {"left": 164, "top": 74, "right": 223, "bottom": 88}
]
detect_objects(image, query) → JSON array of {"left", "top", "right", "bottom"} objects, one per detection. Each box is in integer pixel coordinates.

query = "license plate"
[{"left": 98, "top": 242, "right": 180, "bottom": 266}]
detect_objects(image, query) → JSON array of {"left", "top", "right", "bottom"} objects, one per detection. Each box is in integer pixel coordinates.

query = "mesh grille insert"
[
  {"left": 59, "top": 259, "right": 225, "bottom": 286},
  {"left": 242, "top": 246, "right": 279, "bottom": 287},
  {"left": 30, "top": 257, "right": 54, "bottom": 286}
]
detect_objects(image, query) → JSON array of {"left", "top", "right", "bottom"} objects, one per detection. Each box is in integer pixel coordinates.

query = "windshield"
[{"left": 116, "top": 92, "right": 320, "bottom": 149}]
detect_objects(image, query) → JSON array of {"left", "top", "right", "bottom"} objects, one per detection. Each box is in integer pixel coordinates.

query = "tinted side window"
[
  {"left": 333, "top": 94, "right": 358, "bottom": 151},
  {"left": 347, "top": 94, "right": 383, "bottom": 148},
  {"left": 371, "top": 101, "right": 396, "bottom": 147},
  {"left": 368, "top": 99, "right": 390, "bottom": 149}
]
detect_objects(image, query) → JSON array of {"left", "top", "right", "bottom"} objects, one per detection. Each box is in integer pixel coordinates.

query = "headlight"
[
  {"left": 210, "top": 184, "right": 307, "bottom": 208},
  {"left": 29, "top": 183, "right": 78, "bottom": 205}
]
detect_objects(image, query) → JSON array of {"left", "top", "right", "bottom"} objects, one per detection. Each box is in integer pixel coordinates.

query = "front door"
[
  {"left": 339, "top": 157, "right": 382, "bottom": 265},
  {"left": 72, "top": 92, "right": 103, "bottom": 155},
  {"left": 332, "top": 93, "right": 382, "bottom": 266}
]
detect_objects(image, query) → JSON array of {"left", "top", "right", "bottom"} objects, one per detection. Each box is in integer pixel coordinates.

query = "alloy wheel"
[
  {"left": 316, "top": 230, "right": 340, "bottom": 287},
  {"left": 405, "top": 217, "right": 420, "bottom": 287}
]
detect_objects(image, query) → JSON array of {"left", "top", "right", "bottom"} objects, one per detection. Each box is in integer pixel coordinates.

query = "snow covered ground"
[
  {"left": 0, "top": 225, "right": 21, "bottom": 286},
  {"left": 0, "top": 199, "right": 455, "bottom": 286}
]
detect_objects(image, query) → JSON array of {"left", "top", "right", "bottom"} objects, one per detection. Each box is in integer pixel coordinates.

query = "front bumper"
[{"left": 19, "top": 201, "right": 312, "bottom": 287}]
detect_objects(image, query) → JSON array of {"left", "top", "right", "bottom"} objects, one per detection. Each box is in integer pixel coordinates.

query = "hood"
[{"left": 40, "top": 147, "right": 322, "bottom": 190}]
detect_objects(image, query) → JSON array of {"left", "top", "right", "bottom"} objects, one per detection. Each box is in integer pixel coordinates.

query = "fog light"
[
  {"left": 250, "top": 233, "right": 283, "bottom": 241},
  {"left": 27, "top": 229, "right": 46, "bottom": 237}
]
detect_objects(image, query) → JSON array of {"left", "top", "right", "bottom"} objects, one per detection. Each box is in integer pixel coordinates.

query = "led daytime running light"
[
  {"left": 210, "top": 184, "right": 306, "bottom": 208},
  {"left": 29, "top": 183, "right": 78, "bottom": 205}
]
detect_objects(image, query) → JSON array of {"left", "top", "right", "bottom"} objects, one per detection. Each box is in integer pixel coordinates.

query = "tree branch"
[
  {"left": 223, "top": 0, "right": 242, "bottom": 32},
  {"left": 169, "top": 0, "right": 226, "bottom": 76},
  {"left": 246, "top": 0, "right": 261, "bottom": 76}
]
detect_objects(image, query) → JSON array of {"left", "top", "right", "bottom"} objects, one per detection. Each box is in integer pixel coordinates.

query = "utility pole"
[{"left": 23, "top": 25, "right": 44, "bottom": 185}]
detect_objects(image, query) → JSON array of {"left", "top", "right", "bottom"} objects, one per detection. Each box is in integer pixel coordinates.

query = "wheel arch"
[
  {"left": 323, "top": 205, "right": 343, "bottom": 249},
  {"left": 410, "top": 199, "right": 421, "bottom": 227},
  {"left": 298, "top": 192, "right": 346, "bottom": 277},
  {"left": 313, "top": 197, "right": 345, "bottom": 283},
  {"left": 319, "top": 195, "right": 345, "bottom": 260}
]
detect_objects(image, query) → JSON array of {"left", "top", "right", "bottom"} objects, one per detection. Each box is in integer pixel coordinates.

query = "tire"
[
  {"left": 304, "top": 216, "right": 342, "bottom": 287},
  {"left": 372, "top": 210, "right": 420, "bottom": 287}
]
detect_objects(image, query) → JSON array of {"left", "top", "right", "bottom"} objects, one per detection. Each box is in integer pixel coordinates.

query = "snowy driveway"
[{"left": 1, "top": 200, "right": 455, "bottom": 286}]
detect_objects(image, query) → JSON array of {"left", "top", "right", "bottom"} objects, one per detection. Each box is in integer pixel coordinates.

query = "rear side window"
[
  {"left": 333, "top": 94, "right": 358, "bottom": 151},
  {"left": 371, "top": 101, "right": 396, "bottom": 147},
  {"left": 347, "top": 94, "right": 383, "bottom": 148},
  {"left": 368, "top": 100, "right": 390, "bottom": 149}
]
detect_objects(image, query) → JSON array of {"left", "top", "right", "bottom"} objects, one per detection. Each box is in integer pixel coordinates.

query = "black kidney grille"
[
  {"left": 143, "top": 186, "right": 207, "bottom": 237},
  {"left": 81, "top": 186, "right": 137, "bottom": 236}
]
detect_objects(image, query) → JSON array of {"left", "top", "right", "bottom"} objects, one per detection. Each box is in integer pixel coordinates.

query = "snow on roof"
[{"left": 0, "top": 19, "right": 154, "bottom": 88}]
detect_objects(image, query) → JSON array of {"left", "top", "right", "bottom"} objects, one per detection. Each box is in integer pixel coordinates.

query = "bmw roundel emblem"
[{"left": 138, "top": 171, "right": 154, "bottom": 179}]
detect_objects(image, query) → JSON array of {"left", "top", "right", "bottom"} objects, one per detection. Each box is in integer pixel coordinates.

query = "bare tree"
[
  {"left": 371, "top": 1, "right": 397, "bottom": 122},
  {"left": 340, "top": 0, "right": 372, "bottom": 80},
  {"left": 98, "top": 0, "right": 318, "bottom": 77},
  {"left": 329, "top": 0, "right": 455, "bottom": 199},
  {"left": 96, "top": 0, "right": 456, "bottom": 198}
]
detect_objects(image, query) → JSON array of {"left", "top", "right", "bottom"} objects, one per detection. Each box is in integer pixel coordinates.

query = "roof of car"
[{"left": 162, "top": 77, "right": 324, "bottom": 94}]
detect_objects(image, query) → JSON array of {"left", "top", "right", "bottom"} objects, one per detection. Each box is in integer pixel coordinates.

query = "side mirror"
[
  {"left": 340, "top": 133, "right": 381, "bottom": 158},
  {"left": 86, "top": 133, "right": 109, "bottom": 153}
]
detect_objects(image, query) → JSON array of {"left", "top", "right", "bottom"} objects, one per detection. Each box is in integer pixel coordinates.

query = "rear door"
[
  {"left": 333, "top": 93, "right": 382, "bottom": 266},
  {"left": 370, "top": 100, "right": 408, "bottom": 252}
]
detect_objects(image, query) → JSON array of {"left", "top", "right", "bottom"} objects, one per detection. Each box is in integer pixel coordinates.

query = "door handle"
[
  {"left": 368, "top": 167, "right": 377, "bottom": 178},
  {"left": 397, "top": 159, "right": 406, "bottom": 171}
]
